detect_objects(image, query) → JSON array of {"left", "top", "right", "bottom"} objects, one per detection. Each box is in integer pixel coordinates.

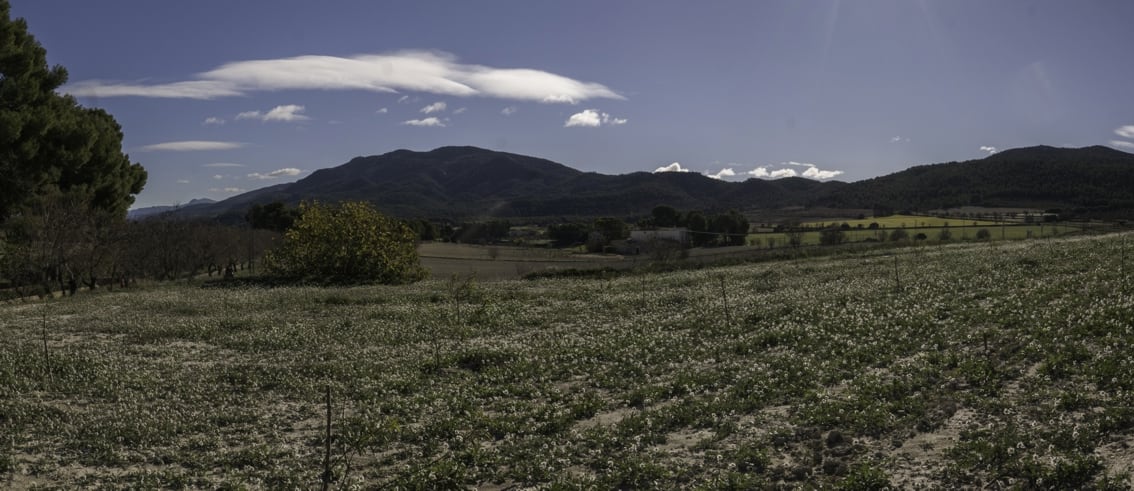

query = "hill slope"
[
  {"left": 821, "top": 145, "right": 1134, "bottom": 213},
  {"left": 190, "top": 145, "right": 1134, "bottom": 221}
]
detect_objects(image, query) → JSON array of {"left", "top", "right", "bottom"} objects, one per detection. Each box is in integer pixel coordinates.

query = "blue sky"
[{"left": 11, "top": 0, "right": 1134, "bottom": 208}]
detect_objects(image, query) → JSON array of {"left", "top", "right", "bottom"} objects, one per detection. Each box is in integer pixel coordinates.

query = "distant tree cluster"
[
  {"left": 443, "top": 220, "right": 512, "bottom": 244},
  {"left": 246, "top": 202, "right": 301, "bottom": 232},
  {"left": 546, "top": 217, "right": 630, "bottom": 252},
  {"left": 0, "top": 202, "right": 276, "bottom": 296},
  {"left": 640, "top": 205, "right": 750, "bottom": 247}
]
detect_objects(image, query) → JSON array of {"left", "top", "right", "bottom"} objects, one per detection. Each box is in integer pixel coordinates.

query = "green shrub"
[{"left": 263, "top": 201, "right": 426, "bottom": 284}]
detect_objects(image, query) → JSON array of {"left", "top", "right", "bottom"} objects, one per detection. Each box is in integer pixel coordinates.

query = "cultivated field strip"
[{"left": 2, "top": 234, "right": 1133, "bottom": 488}]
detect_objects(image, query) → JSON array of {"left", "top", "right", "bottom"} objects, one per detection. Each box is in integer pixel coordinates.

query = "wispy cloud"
[
  {"left": 248, "top": 168, "right": 303, "bottom": 180},
  {"left": 1110, "top": 140, "right": 1134, "bottom": 150},
  {"left": 980, "top": 145, "right": 998, "bottom": 154},
  {"left": 564, "top": 109, "right": 627, "bottom": 127},
  {"left": 209, "top": 187, "right": 246, "bottom": 193},
  {"left": 212, "top": 174, "right": 224, "bottom": 180},
  {"left": 890, "top": 135, "right": 909, "bottom": 143},
  {"left": 706, "top": 168, "right": 736, "bottom": 180},
  {"left": 653, "top": 162, "right": 690, "bottom": 173},
  {"left": 237, "top": 104, "right": 309, "bottom": 122},
  {"left": 453, "top": 107, "right": 467, "bottom": 114},
  {"left": 62, "top": 51, "right": 623, "bottom": 103},
  {"left": 501, "top": 106, "right": 517, "bottom": 116},
  {"left": 1114, "top": 125, "right": 1134, "bottom": 139},
  {"left": 139, "top": 141, "right": 245, "bottom": 152},
  {"left": 202, "top": 117, "right": 225, "bottom": 126},
  {"left": 420, "top": 101, "right": 447, "bottom": 114},
  {"left": 376, "top": 107, "right": 388, "bottom": 114},
  {"left": 401, "top": 117, "right": 445, "bottom": 127},
  {"left": 176, "top": 179, "right": 190, "bottom": 184},
  {"left": 202, "top": 162, "right": 244, "bottom": 168},
  {"left": 64, "top": 80, "right": 241, "bottom": 99}
]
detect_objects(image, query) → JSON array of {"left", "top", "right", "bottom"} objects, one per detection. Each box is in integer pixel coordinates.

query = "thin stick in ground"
[{"left": 322, "top": 385, "right": 332, "bottom": 491}]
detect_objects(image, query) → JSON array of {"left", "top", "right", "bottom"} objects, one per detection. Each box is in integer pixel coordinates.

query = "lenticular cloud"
[{"left": 63, "top": 51, "right": 623, "bottom": 103}]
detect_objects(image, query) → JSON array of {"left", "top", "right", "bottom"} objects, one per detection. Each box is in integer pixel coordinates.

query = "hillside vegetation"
[
  {"left": 2, "top": 234, "right": 1133, "bottom": 488},
  {"left": 185, "top": 145, "right": 1134, "bottom": 222}
]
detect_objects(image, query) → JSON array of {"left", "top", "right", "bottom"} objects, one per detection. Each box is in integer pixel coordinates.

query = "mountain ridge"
[{"left": 179, "top": 145, "right": 1134, "bottom": 222}]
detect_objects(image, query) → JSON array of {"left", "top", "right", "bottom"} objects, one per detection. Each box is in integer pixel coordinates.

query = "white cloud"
[
  {"left": 376, "top": 107, "right": 388, "bottom": 114},
  {"left": 202, "top": 162, "right": 244, "bottom": 168},
  {"left": 564, "top": 109, "right": 626, "bottom": 128},
  {"left": 209, "top": 187, "right": 246, "bottom": 193},
  {"left": 202, "top": 117, "right": 225, "bottom": 126},
  {"left": 748, "top": 162, "right": 840, "bottom": 180},
  {"left": 890, "top": 136, "right": 909, "bottom": 143},
  {"left": 565, "top": 109, "right": 602, "bottom": 127},
  {"left": 779, "top": 161, "right": 843, "bottom": 180},
  {"left": 501, "top": 106, "right": 517, "bottom": 116},
  {"left": 653, "top": 162, "right": 690, "bottom": 173},
  {"left": 1115, "top": 126, "right": 1134, "bottom": 139},
  {"left": 265, "top": 104, "right": 309, "bottom": 121},
  {"left": 706, "top": 168, "right": 736, "bottom": 180},
  {"left": 541, "top": 94, "right": 578, "bottom": 104},
  {"left": 453, "top": 107, "right": 467, "bottom": 114},
  {"left": 213, "top": 174, "right": 224, "bottom": 180},
  {"left": 748, "top": 167, "right": 770, "bottom": 178},
  {"left": 139, "top": 141, "right": 245, "bottom": 152},
  {"left": 401, "top": 117, "right": 446, "bottom": 127},
  {"left": 63, "top": 80, "right": 242, "bottom": 100},
  {"left": 980, "top": 145, "right": 998, "bottom": 154},
  {"left": 603, "top": 113, "right": 627, "bottom": 125},
  {"left": 176, "top": 179, "right": 190, "bottom": 184},
  {"left": 1110, "top": 140, "right": 1134, "bottom": 150},
  {"left": 802, "top": 166, "right": 843, "bottom": 180},
  {"left": 248, "top": 168, "right": 303, "bottom": 180},
  {"left": 63, "top": 51, "right": 623, "bottom": 103},
  {"left": 421, "top": 101, "right": 447, "bottom": 114},
  {"left": 236, "top": 105, "right": 308, "bottom": 122}
]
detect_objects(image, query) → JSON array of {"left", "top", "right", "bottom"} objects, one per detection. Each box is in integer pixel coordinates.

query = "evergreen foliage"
[{"left": 0, "top": 0, "right": 146, "bottom": 221}]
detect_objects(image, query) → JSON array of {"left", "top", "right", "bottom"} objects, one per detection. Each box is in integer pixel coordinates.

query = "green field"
[
  {"left": 803, "top": 214, "right": 1003, "bottom": 229},
  {"left": 751, "top": 223, "right": 1082, "bottom": 247},
  {"left": 3, "top": 234, "right": 1133, "bottom": 488}
]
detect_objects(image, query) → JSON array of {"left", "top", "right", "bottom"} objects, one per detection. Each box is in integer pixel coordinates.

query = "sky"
[{"left": 10, "top": 0, "right": 1134, "bottom": 208}]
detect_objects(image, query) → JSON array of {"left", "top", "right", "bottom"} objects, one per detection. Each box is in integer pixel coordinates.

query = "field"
[
  {"left": 418, "top": 242, "right": 626, "bottom": 280},
  {"left": 802, "top": 214, "right": 1003, "bottom": 229},
  {"left": 750, "top": 222, "right": 1085, "bottom": 248},
  {"left": 3, "top": 233, "right": 1134, "bottom": 488}
]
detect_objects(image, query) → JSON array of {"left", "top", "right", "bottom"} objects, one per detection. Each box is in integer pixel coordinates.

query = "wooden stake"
[
  {"left": 42, "top": 301, "right": 49, "bottom": 370},
  {"left": 322, "top": 385, "right": 332, "bottom": 491}
]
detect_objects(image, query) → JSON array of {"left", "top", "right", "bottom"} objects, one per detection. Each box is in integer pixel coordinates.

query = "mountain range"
[
  {"left": 127, "top": 198, "right": 216, "bottom": 220},
  {"left": 177, "top": 145, "right": 1134, "bottom": 222}
]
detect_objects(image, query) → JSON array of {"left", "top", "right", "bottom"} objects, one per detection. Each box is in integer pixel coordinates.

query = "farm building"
[{"left": 614, "top": 228, "right": 691, "bottom": 254}]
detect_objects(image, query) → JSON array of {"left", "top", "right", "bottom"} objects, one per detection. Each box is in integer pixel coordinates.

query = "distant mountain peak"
[{"left": 987, "top": 145, "right": 1133, "bottom": 161}]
